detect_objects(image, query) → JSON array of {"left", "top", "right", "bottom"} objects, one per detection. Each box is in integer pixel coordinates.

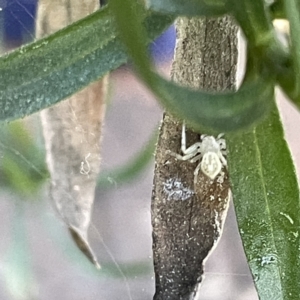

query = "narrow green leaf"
[
  {"left": 0, "top": 6, "right": 174, "bottom": 122},
  {"left": 0, "top": 121, "right": 47, "bottom": 195},
  {"left": 147, "top": 0, "right": 227, "bottom": 17},
  {"left": 284, "top": 0, "right": 300, "bottom": 105},
  {"left": 226, "top": 0, "right": 298, "bottom": 106},
  {"left": 97, "top": 128, "right": 157, "bottom": 188},
  {"left": 228, "top": 103, "right": 300, "bottom": 299},
  {"left": 151, "top": 73, "right": 274, "bottom": 133},
  {"left": 110, "top": 0, "right": 275, "bottom": 133},
  {"left": 226, "top": 0, "right": 273, "bottom": 47},
  {"left": 1, "top": 154, "right": 42, "bottom": 195},
  {"left": 269, "top": 0, "right": 285, "bottom": 19}
]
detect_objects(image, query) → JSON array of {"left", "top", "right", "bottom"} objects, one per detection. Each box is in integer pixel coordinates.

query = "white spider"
[{"left": 169, "top": 123, "right": 227, "bottom": 183}]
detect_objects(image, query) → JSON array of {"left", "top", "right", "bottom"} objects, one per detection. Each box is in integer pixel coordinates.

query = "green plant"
[
  {"left": 0, "top": 0, "right": 299, "bottom": 299},
  {"left": 110, "top": 1, "right": 300, "bottom": 298}
]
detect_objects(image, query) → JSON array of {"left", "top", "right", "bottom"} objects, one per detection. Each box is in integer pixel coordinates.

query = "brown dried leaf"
[
  {"left": 36, "top": 0, "right": 106, "bottom": 268},
  {"left": 152, "top": 114, "right": 231, "bottom": 299},
  {"left": 151, "top": 16, "right": 238, "bottom": 299}
]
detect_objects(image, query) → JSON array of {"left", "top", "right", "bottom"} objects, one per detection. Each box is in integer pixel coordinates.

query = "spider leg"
[
  {"left": 217, "top": 133, "right": 225, "bottom": 139},
  {"left": 221, "top": 149, "right": 227, "bottom": 156},
  {"left": 194, "top": 162, "right": 202, "bottom": 185},
  {"left": 168, "top": 151, "right": 198, "bottom": 161},
  {"left": 218, "top": 152, "right": 227, "bottom": 167},
  {"left": 182, "top": 143, "right": 202, "bottom": 156},
  {"left": 181, "top": 122, "right": 187, "bottom": 153},
  {"left": 218, "top": 138, "right": 226, "bottom": 150},
  {"left": 180, "top": 122, "right": 201, "bottom": 155},
  {"left": 190, "top": 154, "right": 202, "bottom": 163}
]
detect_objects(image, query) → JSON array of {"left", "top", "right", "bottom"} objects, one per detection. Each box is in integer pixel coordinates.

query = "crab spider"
[{"left": 169, "top": 123, "right": 227, "bottom": 184}]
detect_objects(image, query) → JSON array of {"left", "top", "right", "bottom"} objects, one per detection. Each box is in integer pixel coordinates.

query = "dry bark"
[
  {"left": 36, "top": 0, "right": 107, "bottom": 268},
  {"left": 152, "top": 17, "right": 238, "bottom": 299}
]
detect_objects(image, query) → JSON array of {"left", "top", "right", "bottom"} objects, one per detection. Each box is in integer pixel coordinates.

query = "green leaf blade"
[
  {"left": 0, "top": 121, "right": 47, "bottom": 195},
  {"left": 228, "top": 103, "right": 300, "bottom": 299},
  {"left": 226, "top": 0, "right": 273, "bottom": 47},
  {"left": 111, "top": 0, "right": 275, "bottom": 133},
  {"left": 153, "top": 72, "right": 275, "bottom": 133},
  {"left": 97, "top": 128, "right": 157, "bottom": 188},
  {"left": 147, "top": 0, "right": 227, "bottom": 17},
  {"left": 0, "top": 6, "right": 174, "bottom": 122},
  {"left": 283, "top": 0, "right": 300, "bottom": 105}
]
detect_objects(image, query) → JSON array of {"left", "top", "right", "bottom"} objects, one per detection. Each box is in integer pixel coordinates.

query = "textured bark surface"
[
  {"left": 152, "top": 17, "right": 238, "bottom": 299},
  {"left": 36, "top": 0, "right": 106, "bottom": 268}
]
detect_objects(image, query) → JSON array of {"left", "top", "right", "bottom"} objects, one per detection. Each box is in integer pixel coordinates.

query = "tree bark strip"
[
  {"left": 152, "top": 17, "right": 238, "bottom": 299},
  {"left": 36, "top": 0, "right": 107, "bottom": 268}
]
